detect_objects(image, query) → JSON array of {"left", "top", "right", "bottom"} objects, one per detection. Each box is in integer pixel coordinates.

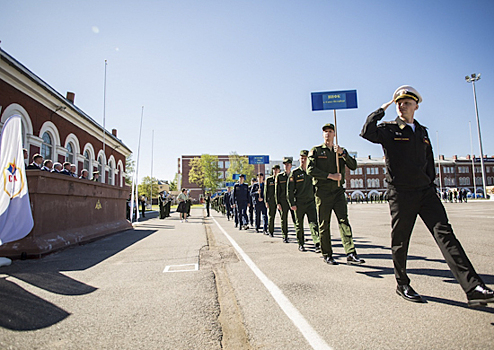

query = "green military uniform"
[
  {"left": 307, "top": 129, "right": 358, "bottom": 260},
  {"left": 264, "top": 165, "right": 279, "bottom": 236},
  {"left": 287, "top": 152, "right": 320, "bottom": 248},
  {"left": 275, "top": 159, "right": 292, "bottom": 241}
]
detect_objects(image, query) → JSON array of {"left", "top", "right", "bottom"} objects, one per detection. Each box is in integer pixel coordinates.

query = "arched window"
[
  {"left": 66, "top": 142, "right": 74, "bottom": 163},
  {"left": 41, "top": 132, "right": 52, "bottom": 160},
  {"left": 83, "top": 150, "right": 90, "bottom": 172}
]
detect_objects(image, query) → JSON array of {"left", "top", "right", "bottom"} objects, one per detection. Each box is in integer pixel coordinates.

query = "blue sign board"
[
  {"left": 232, "top": 174, "right": 240, "bottom": 180},
  {"left": 311, "top": 90, "right": 358, "bottom": 111},
  {"left": 248, "top": 155, "right": 270, "bottom": 165},
  {"left": 225, "top": 182, "right": 236, "bottom": 187}
]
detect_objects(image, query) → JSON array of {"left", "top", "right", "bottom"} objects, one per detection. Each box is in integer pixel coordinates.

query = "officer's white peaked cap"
[{"left": 393, "top": 85, "right": 422, "bottom": 104}]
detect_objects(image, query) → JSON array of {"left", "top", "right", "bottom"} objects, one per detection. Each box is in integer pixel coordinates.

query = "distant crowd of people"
[{"left": 24, "top": 150, "right": 100, "bottom": 181}]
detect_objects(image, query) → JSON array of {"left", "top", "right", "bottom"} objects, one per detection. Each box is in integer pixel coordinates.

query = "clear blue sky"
[{"left": 2, "top": 0, "right": 493, "bottom": 182}]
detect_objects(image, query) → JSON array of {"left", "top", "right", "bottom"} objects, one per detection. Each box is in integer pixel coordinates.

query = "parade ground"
[{"left": 1, "top": 201, "right": 493, "bottom": 350}]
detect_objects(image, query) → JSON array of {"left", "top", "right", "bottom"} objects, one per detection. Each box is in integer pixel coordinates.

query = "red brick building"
[{"left": 0, "top": 48, "right": 131, "bottom": 185}]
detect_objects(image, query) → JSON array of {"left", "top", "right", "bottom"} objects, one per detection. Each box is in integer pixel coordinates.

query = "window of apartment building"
[
  {"left": 366, "top": 167, "right": 379, "bottom": 175},
  {"left": 225, "top": 161, "right": 230, "bottom": 169},
  {"left": 66, "top": 142, "right": 74, "bottom": 163},
  {"left": 218, "top": 161, "right": 224, "bottom": 168},
  {"left": 459, "top": 177, "right": 470, "bottom": 185},
  {"left": 351, "top": 168, "right": 363, "bottom": 175}
]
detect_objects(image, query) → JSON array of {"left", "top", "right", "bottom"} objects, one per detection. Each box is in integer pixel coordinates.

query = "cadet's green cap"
[
  {"left": 272, "top": 164, "right": 281, "bottom": 170},
  {"left": 283, "top": 157, "right": 292, "bottom": 164},
  {"left": 322, "top": 123, "right": 335, "bottom": 131},
  {"left": 300, "top": 150, "right": 309, "bottom": 157}
]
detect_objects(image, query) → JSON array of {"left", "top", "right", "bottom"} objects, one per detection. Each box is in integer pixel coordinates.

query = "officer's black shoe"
[
  {"left": 323, "top": 256, "right": 338, "bottom": 265},
  {"left": 396, "top": 285, "right": 424, "bottom": 303},
  {"left": 298, "top": 245, "right": 306, "bottom": 252},
  {"left": 269, "top": 233, "right": 274, "bottom": 237},
  {"left": 467, "top": 285, "right": 494, "bottom": 307},
  {"left": 282, "top": 237, "right": 289, "bottom": 243},
  {"left": 346, "top": 253, "right": 365, "bottom": 265},
  {"left": 263, "top": 230, "right": 269, "bottom": 235},
  {"left": 314, "top": 243, "right": 321, "bottom": 254},
  {"left": 255, "top": 228, "right": 259, "bottom": 233},
  {"left": 245, "top": 225, "right": 250, "bottom": 230}
]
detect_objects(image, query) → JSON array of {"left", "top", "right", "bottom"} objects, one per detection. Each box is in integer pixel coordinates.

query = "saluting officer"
[
  {"left": 307, "top": 123, "right": 365, "bottom": 265},
  {"left": 264, "top": 165, "right": 280, "bottom": 237},
  {"left": 275, "top": 158, "right": 293, "bottom": 243},
  {"left": 360, "top": 85, "right": 494, "bottom": 306},
  {"left": 288, "top": 150, "right": 321, "bottom": 252}
]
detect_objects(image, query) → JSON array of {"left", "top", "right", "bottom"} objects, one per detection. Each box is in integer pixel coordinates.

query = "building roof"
[{"left": 0, "top": 48, "right": 132, "bottom": 156}]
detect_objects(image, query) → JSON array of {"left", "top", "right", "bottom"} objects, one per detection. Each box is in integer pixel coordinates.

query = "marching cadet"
[
  {"left": 233, "top": 174, "right": 250, "bottom": 230},
  {"left": 307, "top": 123, "right": 365, "bottom": 265},
  {"left": 288, "top": 150, "right": 321, "bottom": 252},
  {"left": 224, "top": 187, "right": 232, "bottom": 220},
  {"left": 164, "top": 192, "right": 171, "bottom": 217},
  {"left": 255, "top": 173, "right": 268, "bottom": 233},
  {"left": 248, "top": 178, "right": 256, "bottom": 226},
  {"left": 360, "top": 85, "right": 494, "bottom": 306},
  {"left": 275, "top": 158, "right": 293, "bottom": 243},
  {"left": 264, "top": 165, "right": 280, "bottom": 237}
]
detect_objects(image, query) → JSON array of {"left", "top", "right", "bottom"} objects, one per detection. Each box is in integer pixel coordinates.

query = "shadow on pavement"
[{"left": 0, "top": 228, "right": 157, "bottom": 331}]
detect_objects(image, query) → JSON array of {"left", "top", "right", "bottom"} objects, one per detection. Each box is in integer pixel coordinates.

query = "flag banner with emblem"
[{"left": 0, "top": 115, "right": 34, "bottom": 245}]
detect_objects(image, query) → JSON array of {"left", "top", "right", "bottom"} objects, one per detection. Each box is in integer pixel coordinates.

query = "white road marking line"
[
  {"left": 211, "top": 215, "right": 333, "bottom": 350},
  {"left": 163, "top": 263, "right": 199, "bottom": 273}
]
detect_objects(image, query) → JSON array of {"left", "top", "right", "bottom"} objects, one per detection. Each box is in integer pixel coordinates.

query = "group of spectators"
[{"left": 24, "top": 150, "right": 100, "bottom": 181}]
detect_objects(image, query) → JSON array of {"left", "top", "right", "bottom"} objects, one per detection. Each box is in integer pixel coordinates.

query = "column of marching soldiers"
[{"left": 210, "top": 125, "right": 365, "bottom": 266}]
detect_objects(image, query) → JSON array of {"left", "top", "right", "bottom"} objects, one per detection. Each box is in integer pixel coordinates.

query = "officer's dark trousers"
[
  {"left": 249, "top": 205, "right": 254, "bottom": 225},
  {"left": 389, "top": 186, "right": 482, "bottom": 293},
  {"left": 226, "top": 205, "right": 231, "bottom": 220},
  {"left": 233, "top": 206, "right": 239, "bottom": 226},
  {"left": 206, "top": 204, "right": 210, "bottom": 217},
  {"left": 237, "top": 201, "right": 248, "bottom": 227},
  {"left": 267, "top": 202, "right": 277, "bottom": 234},
  {"left": 279, "top": 201, "right": 290, "bottom": 238},
  {"left": 255, "top": 203, "right": 268, "bottom": 231}
]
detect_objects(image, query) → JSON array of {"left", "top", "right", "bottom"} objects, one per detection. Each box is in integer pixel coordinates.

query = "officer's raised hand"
[{"left": 381, "top": 99, "right": 394, "bottom": 111}]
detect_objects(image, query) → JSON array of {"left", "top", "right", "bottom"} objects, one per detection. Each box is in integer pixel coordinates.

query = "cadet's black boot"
[
  {"left": 467, "top": 285, "right": 494, "bottom": 307},
  {"left": 282, "top": 237, "right": 289, "bottom": 243},
  {"left": 314, "top": 243, "right": 321, "bottom": 254},
  {"left": 346, "top": 253, "right": 365, "bottom": 265},
  {"left": 298, "top": 245, "right": 306, "bottom": 252},
  {"left": 323, "top": 255, "right": 337, "bottom": 265},
  {"left": 396, "top": 285, "right": 424, "bottom": 303}
]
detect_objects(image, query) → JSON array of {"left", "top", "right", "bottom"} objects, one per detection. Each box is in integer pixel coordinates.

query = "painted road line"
[
  {"left": 163, "top": 263, "right": 199, "bottom": 273},
  {"left": 211, "top": 215, "right": 332, "bottom": 350}
]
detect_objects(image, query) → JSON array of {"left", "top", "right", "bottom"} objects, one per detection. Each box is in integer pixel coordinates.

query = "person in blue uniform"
[
  {"left": 233, "top": 174, "right": 250, "bottom": 230},
  {"left": 248, "top": 178, "right": 256, "bottom": 226},
  {"left": 224, "top": 187, "right": 232, "bottom": 221},
  {"left": 251, "top": 173, "right": 268, "bottom": 233},
  {"left": 360, "top": 85, "right": 494, "bottom": 307}
]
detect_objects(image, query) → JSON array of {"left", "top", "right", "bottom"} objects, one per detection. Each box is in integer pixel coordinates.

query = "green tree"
[
  {"left": 188, "top": 155, "right": 222, "bottom": 194},
  {"left": 124, "top": 154, "right": 135, "bottom": 185},
  {"left": 226, "top": 152, "right": 255, "bottom": 183},
  {"left": 169, "top": 173, "right": 178, "bottom": 191},
  {"left": 138, "top": 176, "right": 159, "bottom": 199}
]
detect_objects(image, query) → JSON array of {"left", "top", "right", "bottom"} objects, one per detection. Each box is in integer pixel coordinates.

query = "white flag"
[{"left": 0, "top": 115, "right": 34, "bottom": 245}]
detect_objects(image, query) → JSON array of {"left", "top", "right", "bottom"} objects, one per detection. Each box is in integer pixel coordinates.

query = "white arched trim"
[
  {"left": 117, "top": 159, "right": 124, "bottom": 187},
  {"left": 351, "top": 190, "right": 365, "bottom": 199},
  {"left": 96, "top": 150, "right": 107, "bottom": 165},
  {"left": 82, "top": 143, "right": 96, "bottom": 161},
  {"left": 64, "top": 133, "right": 81, "bottom": 155},
  {"left": 39, "top": 121, "right": 61, "bottom": 147},
  {"left": 0, "top": 103, "right": 33, "bottom": 134}
]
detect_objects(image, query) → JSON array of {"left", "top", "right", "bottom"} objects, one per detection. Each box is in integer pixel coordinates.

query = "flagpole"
[
  {"left": 134, "top": 106, "right": 144, "bottom": 221},
  {"left": 150, "top": 129, "right": 154, "bottom": 207},
  {"left": 102, "top": 60, "right": 107, "bottom": 164}
]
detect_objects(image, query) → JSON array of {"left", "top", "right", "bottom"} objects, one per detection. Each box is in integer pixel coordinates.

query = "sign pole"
[{"left": 334, "top": 109, "right": 340, "bottom": 186}]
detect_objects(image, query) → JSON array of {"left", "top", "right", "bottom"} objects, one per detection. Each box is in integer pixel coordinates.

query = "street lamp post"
[{"left": 465, "top": 73, "right": 487, "bottom": 199}]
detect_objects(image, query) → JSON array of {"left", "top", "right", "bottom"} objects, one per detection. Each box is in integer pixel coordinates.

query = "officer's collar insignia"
[{"left": 399, "top": 124, "right": 405, "bottom": 129}]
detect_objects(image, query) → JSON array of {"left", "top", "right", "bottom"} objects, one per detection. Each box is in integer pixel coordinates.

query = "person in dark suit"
[{"left": 26, "top": 154, "right": 43, "bottom": 170}]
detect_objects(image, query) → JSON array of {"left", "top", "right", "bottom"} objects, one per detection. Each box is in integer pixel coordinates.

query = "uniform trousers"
[
  {"left": 237, "top": 201, "right": 249, "bottom": 227},
  {"left": 388, "top": 186, "right": 482, "bottom": 293},
  {"left": 315, "top": 187, "right": 356, "bottom": 257},
  {"left": 226, "top": 204, "right": 232, "bottom": 220},
  {"left": 267, "top": 202, "right": 277, "bottom": 234},
  {"left": 278, "top": 201, "right": 290, "bottom": 239},
  {"left": 294, "top": 200, "right": 320, "bottom": 246},
  {"left": 233, "top": 206, "right": 239, "bottom": 226},
  {"left": 249, "top": 205, "right": 254, "bottom": 225},
  {"left": 254, "top": 202, "right": 268, "bottom": 231}
]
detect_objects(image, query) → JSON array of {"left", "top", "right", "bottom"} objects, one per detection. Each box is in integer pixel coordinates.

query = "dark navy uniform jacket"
[
  {"left": 233, "top": 183, "right": 250, "bottom": 203},
  {"left": 360, "top": 108, "right": 435, "bottom": 191},
  {"left": 250, "top": 183, "right": 260, "bottom": 205},
  {"left": 224, "top": 191, "right": 232, "bottom": 209}
]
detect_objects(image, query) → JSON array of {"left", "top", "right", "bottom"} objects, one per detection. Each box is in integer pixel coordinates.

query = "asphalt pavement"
[{"left": 1, "top": 201, "right": 493, "bottom": 349}]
